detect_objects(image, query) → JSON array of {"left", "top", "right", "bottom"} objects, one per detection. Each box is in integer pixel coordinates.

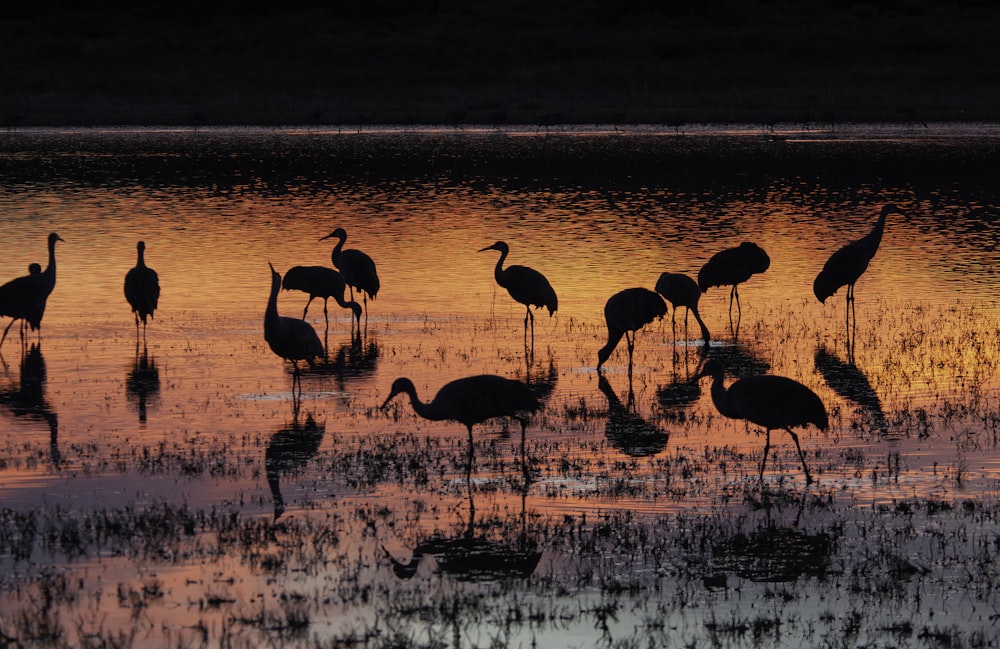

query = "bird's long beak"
[
  {"left": 319, "top": 231, "right": 335, "bottom": 242},
  {"left": 478, "top": 244, "right": 496, "bottom": 253}
]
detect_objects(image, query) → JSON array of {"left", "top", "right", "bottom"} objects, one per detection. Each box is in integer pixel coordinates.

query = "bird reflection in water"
[
  {"left": 126, "top": 344, "right": 161, "bottom": 424},
  {"left": 520, "top": 354, "right": 558, "bottom": 407},
  {"left": 309, "top": 332, "right": 381, "bottom": 391},
  {"left": 598, "top": 373, "right": 668, "bottom": 457},
  {"left": 814, "top": 345, "right": 889, "bottom": 436},
  {"left": 265, "top": 412, "right": 325, "bottom": 520},
  {"left": 0, "top": 343, "right": 59, "bottom": 468},
  {"left": 656, "top": 358, "right": 705, "bottom": 422}
]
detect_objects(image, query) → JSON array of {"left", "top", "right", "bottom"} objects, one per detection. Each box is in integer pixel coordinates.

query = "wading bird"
[
  {"left": 698, "top": 242, "right": 770, "bottom": 322},
  {"left": 124, "top": 241, "right": 160, "bottom": 340},
  {"left": 813, "top": 204, "right": 901, "bottom": 338},
  {"left": 381, "top": 374, "right": 539, "bottom": 509},
  {"left": 655, "top": 272, "right": 711, "bottom": 346},
  {"left": 596, "top": 287, "right": 667, "bottom": 374},
  {"left": 0, "top": 232, "right": 63, "bottom": 351},
  {"left": 264, "top": 263, "right": 324, "bottom": 393},
  {"left": 281, "top": 265, "right": 362, "bottom": 329},
  {"left": 479, "top": 241, "right": 557, "bottom": 348},
  {"left": 697, "top": 359, "right": 827, "bottom": 484},
  {"left": 320, "top": 228, "right": 380, "bottom": 318}
]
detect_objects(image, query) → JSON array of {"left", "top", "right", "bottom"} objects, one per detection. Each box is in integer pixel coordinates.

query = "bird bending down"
[
  {"left": 264, "top": 263, "right": 324, "bottom": 392},
  {"left": 698, "top": 242, "right": 770, "bottom": 322},
  {"left": 655, "top": 272, "right": 711, "bottom": 346},
  {"left": 320, "top": 228, "right": 380, "bottom": 320},
  {"left": 479, "top": 241, "right": 557, "bottom": 347},
  {"left": 281, "top": 265, "right": 362, "bottom": 329},
  {"left": 124, "top": 241, "right": 160, "bottom": 340},
  {"left": 596, "top": 287, "right": 667, "bottom": 373},
  {"left": 814, "top": 204, "right": 901, "bottom": 336},
  {"left": 0, "top": 232, "right": 63, "bottom": 351},
  {"left": 697, "top": 359, "right": 827, "bottom": 484}
]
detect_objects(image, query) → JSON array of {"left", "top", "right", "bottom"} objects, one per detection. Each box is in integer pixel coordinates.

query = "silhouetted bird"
[
  {"left": 124, "top": 241, "right": 160, "bottom": 339},
  {"left": 814, "top": 204, "right": 902, "bottom": 328},
  {"left": 697, "top": 359, "right": 827, "bottom": 484},
  {"left": 655, "top": 272, "right": 711, "bottom": 346},
  {"left": 0, "top": 232, "right": 63, "bottom": 350},
  {"left": 265, "top": 413, "right": 325, "bottom": 520},
  {"left": 698, "top": 242, "right": 770, "bottom": 320},
  {"left": 320, "top": 228, "right": 380, "bottom": 317},
  {"left": 596, "top": 288, "right": 667, "bottom": 373},
  {"left": 264, "top": 263, "right": 324, "bottom": 388},
  {"left": 281, "top": 265, "right": 362, "bottom": 329},
  {"left": 479, "top": 241, "right": 557, "bottom": 346}
]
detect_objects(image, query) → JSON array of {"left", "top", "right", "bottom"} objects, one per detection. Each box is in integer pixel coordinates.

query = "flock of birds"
[{"left": 0, "top": 204, "right": 900, "bottom": 485}]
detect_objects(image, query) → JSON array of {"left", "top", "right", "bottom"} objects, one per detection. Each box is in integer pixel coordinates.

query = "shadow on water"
[
  {"left": 307, "top": 332, "right": 381, "bottom": 390},
  {"left": 125, "top": 344, "right": 161, "bottom": 424},
  {"left": 814, "top": 344, "right": 889, "bottom": 437},
  {"left": 598, "top": 373, "right": 669, "bottom": 457},
  {"left": 265, "top": 411, "right": 326, "bottom": 520},
  {"left": 0, "top": 343, "right": 59, "bottom": 468}
]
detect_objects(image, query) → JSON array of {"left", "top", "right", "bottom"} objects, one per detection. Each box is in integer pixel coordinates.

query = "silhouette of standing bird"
[
  {"left": 281, "top": 265, "right": 362, "bottom": 329},
  {"left": 596, "top": 287, "right": 667, "bottom": 374},
  {"left": 124, "top": 241, "right": 160, "bottom": 341},
  {"left": 655, "top": 272, "right": 711, "bottom": 346},
  {"left": 697, "top": 359, "right": 827, "bottom": 484},
  {"left": 479, "top": 241, "right": 558, "bottom": 348},
  {"left": 264, "top": 263, "right": 324, "bottom": 393},
  {"left": 698, "top": 242, "right": 770, "bottom": 323},
  {"left": 0, "top": 232, "right": 63, "bottom": 351},
  {"left": 813, "top": 204, "right": 902, "bottom": 339},
  {"left": 320, "top": 228, "right": 380, "bottom": 320}
]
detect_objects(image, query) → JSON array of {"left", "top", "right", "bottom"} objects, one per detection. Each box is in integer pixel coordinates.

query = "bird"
[
  {"left": 697, "top": 359, "right": 827, "bottom": 484},
  {"left": 264, "top": 263, "right": 324, "bottom": 392},
  {"left": 123, "top": 241, "right": 160, "bottom": 340},
  {"left": 813, "top": 204, "right": 902, "bottom": 335},
  {"left": 479, "top": 241, "right": 557, "bottom": 348},
  {"left": 319, "top": 228, "right": 380, "bottom": 319},
  {"left": 596, "top": 287, "right": 667, "bottom": 373},
  {"left": 281, "top": 265, "right": 362, "bottom": 329},
  {"left": 655, "top": 272, "right": 711, "bottom": 346},
  {"left": 381, "top": 374, "right": 539, "bottom": 500},
  {"left": 698, "top": 242, "right": 770, "bottom": 322},
  {"left": 0, "top": 232, "right": 63, "bottom": 351}
]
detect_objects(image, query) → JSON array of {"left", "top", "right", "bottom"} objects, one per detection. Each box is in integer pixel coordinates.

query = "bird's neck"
[
  {"left": 44, "top": 239, "right": 57, "bottom": 277},
  {"left": 331, "top": 237, "right": 345, "bottom": 263},
  {"left": 708, "top": 372, "right": 737, "bottom": 419},
  {"left": 137, "top": 249, "right": 146, "bottom": 268},
  {"left": 492, "top": 249, "right": 508, "bottom": 283},
  {"left": 866, "top": 211, "right": 888, "bottom": 250},
  {"left": 265, "top": 276, "right": 281, "bottom": 324}
]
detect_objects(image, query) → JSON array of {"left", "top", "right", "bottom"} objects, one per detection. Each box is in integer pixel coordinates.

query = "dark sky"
[{"left": 2, "top": 0, "right": 998, "bottom": 125}]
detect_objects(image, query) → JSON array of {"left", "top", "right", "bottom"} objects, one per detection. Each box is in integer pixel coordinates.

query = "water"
[{"left": 1, "top": 125, "right": 1000, "bottom": 648}]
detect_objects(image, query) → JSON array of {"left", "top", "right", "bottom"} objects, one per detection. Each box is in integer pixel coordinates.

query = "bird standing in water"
[
  {"left": 0, "top": 232, "right": 63, "bottom": 351},
  {"left": 814, "top": 204, "right": 902, "bottom": 344},
  {"left": 698, "top": 242, "right": 770, "bottom": 326},
  {"left": 596, "top": 287, "right": 667, "bottom": 375},
  {"left": 655, "top": 272, "right": 711, "bottom": 347},
  {"left": 697, "top": 359, "right": 827, "bottom": 485},
  {"left": 281, "top": 265, "right": 362, "bottom": 330},
  {"left": 320, "top": 228, "right": 380, "bottom": 321},
  {"left": 124, "top": 240, "right": 160, "bottom": 341},
  {"left": 479, "top": 241, "right": 557, "bottom": 350},
  {"left": 264, "top": 263, "right": 324, "bottom": 394}
]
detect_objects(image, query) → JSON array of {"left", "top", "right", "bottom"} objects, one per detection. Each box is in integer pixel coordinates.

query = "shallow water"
[{"left": 1, "top": 125, "right": 1000, "bottom": 647}]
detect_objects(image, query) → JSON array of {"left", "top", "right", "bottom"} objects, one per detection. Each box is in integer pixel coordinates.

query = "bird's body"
[
  {"left": 124, "top": 241, "right": 160, "bottom": 336},
  {"left": 814, "top": 204, "right": 900, "bottom": 305},
  {"left": 698, "top": 359, "right": 827, "bottom": 484},
  {"left": 596, "top": 287, "right": 667, "bottom": 371},
  {"left": 655, "top": 272, "right": 711, "bottom": 345},
  {"left": 281, "top": 265, "right": 362, "bottom": 328},
  {"left": 698, "top": 242, "right": 770, "bottom": 320},
  {"left": 479, "top": 241, "right": 557, "bottom": 346},
  {"left": 264, "top": 263, "right": 324, "bottom": 382},
  {"left": 320, "top": 228, "right": 380, "bottom": 315},
  {"left": 0, "top": 232, "right": 62, "bottom": 350}
]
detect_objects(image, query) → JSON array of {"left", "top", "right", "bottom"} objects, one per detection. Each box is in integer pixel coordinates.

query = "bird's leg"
[
  {"left": 0, "top": 319, "right": 16, "bottom": 350},
  {"left": 785, "top": 427, "right": 813, "bottom": 485},
  {"left": 302, "top": 296, "right": 314, "bottom": 321},
  {"left": 466, "top": 426, "right": 476, "bottom": 515},
  {"left": 323, "top": 297, "right": 330, "bottom": 332},
  {"left": 759, "top": 429, "right": 772, "bottom": 481}
]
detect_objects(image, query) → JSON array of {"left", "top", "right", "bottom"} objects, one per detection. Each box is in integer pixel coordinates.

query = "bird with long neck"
[
  {"left": 698, "top": 242, "right": 770, "bottom": 327},
  {"left": 479, "top": 241, "right": 557, "bottom": 349},
  {"left": 0, "top": 232, "right": 63, "bottom": 350},
  {"left": 814, "top": 204, "right": 901, "bottom": 340},
  {"left": 655, "top": 272, "right": 711, "bottom": 346},
  {"left": 281, "top": 265, "right": 362, "bottom": 329},
  {"left": 264, "top": 263, "right": 324, "bottom": 392},
  {"left": 124, "top": 240, "right": 161, "bottom": 339},
  {"left": 596, "top": 287, "right": 667, "bottom": 375},
  {"left": 320, "top": 228, "right": 379, "bottom": 320},
  {"left": 698, "top": 359, "right": 827, "bottom": 485}
]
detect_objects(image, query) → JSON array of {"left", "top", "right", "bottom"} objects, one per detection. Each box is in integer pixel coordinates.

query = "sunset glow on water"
[{"left": 1, "top": 126, "right": 1000, "bottom": 647}]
